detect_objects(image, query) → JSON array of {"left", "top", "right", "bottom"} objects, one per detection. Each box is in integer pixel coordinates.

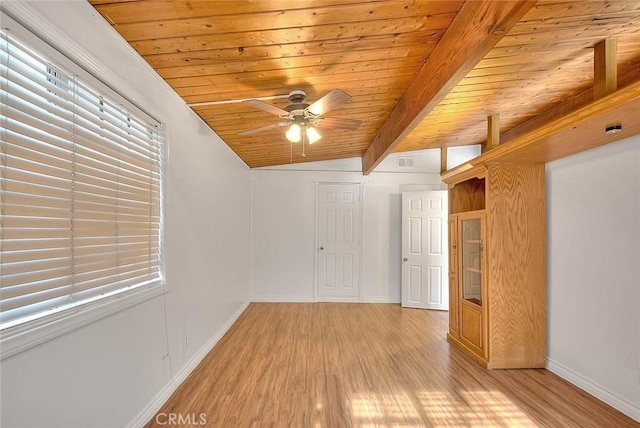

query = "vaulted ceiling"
[{"left": 89, "top": 0, "right": 640, "bottom": 171}]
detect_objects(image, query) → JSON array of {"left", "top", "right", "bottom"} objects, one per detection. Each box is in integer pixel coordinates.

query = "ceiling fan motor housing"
[
  {"left": 288, "top": 90, "right": 307, "bottom": 103},
  {"left": 285, "top": 90, "right": 310, "bottom": 115}
]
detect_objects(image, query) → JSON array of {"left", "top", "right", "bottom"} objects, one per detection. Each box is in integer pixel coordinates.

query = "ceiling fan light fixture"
[
  {"left": 306, "top": 126, "right": 322, "bottom": 144},
  {"left": 286, "top": 124, "right": 302, "bottom": 142}
]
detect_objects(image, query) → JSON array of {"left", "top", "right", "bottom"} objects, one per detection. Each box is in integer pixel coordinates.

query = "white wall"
[
  {"left": 251, "top": 150, "right": 447, "bottom": 302},
  {"left": 0, "top": 2, "right": 251, "bottom": 427},
  {"left": 446, "top": 145, "right": 482, "bottom": 169},
  {"left": 546, "top": 135, "right": 640, "bottom": 421}
]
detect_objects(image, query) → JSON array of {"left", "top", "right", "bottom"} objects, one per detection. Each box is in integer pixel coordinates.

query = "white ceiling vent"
[{"left": 397, "top": 156, "right": 415, "bottom": 168}]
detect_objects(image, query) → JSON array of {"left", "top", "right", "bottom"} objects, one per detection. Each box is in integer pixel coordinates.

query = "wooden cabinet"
[
  {"left": 446, "top": 163, "right": 546, "bottom": 369},
  {"left": 447, "top": 216, "right": 459, "bottom": 337},
  {"left": 457, "top": 212, "right": 487, "bottom": 360}
]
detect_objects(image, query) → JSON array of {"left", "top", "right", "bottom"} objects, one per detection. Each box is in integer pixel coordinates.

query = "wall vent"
[{"left": 397, "top": 156, "right": 415, "bottom": 168}]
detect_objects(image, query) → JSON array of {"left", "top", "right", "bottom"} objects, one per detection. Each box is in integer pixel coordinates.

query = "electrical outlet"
[{"left": 185, "top": 334, "right": 191, "bottom": 349}]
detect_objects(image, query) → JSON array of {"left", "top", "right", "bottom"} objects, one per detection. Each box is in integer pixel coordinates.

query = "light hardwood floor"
[{"left": 146, "top": 303, "right": 638, "bottom": 427}]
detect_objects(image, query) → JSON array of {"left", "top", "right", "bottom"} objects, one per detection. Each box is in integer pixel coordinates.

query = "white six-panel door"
[
  {"left": 401, "top": 191, "right": 449, "bottom": 310},
  {"left": 317, "top": 183, "right": 361, "bottom": 299}
]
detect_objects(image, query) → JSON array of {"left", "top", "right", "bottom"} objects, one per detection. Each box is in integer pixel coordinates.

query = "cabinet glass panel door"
[{"left": 461, "top": 218, "right": 482, "bottom": 306}]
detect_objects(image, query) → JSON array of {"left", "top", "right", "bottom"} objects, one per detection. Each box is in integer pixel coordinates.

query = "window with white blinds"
[{"left": 0, "top": 23, "right": 163, "bottom": 331}]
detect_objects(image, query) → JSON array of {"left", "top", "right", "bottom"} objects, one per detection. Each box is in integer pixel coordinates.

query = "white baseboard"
[
  {"left": 316, "top": 295, "right": 361, "bottom": 302},
  {"left": 250, "top": 295, "right": 400, "bottom": 304},
  {"left": 250, "top": 296, "right": 315, "bottom": 302},
  {"left": 127, "top": 301, "right": 250, "bottom": 428},
  {"left": 546, "top": 358, "right": 640, "bottom": 423},
  {"left": 362, "top": 296, "right": 401, "bottom": 303}
]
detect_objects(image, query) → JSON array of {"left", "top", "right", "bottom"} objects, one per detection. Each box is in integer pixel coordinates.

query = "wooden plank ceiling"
[{"left": 89, "top": 0, "right": 640, "bottom": 170}]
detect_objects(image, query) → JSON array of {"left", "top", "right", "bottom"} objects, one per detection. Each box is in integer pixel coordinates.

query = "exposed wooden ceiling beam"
[
  {"left": 361, "top": 0, "right": 536, "bottom": 174},
  {"left": 441, "top": 78, "right": 640, "bottom": 184},
  {"left": 501, "top": 52, "right": 640, "bottom": 146},
  {"left": 440, "top": 147, "right": 448, "bottom": 173},
  {"left": 594, "top": 38, "right": 618, "bottom": 99},
  {"left": 482, "top": 114, "right": 501, "bottom": 153}
]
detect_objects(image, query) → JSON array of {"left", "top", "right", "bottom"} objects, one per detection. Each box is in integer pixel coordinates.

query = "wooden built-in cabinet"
[
  {"left": 445, "top": 163, "right": 546, "bottom": 369},
  {"left": 447, "top": 216, "right": 459, "bottom": 338}
]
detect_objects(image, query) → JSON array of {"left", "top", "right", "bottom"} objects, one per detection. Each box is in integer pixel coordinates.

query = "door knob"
[
  {"left": 403, "top": 257, "right": 408, "bottom": 262},
  {"left": 320, "top": 246, "right": 324, "bottom": 250}
]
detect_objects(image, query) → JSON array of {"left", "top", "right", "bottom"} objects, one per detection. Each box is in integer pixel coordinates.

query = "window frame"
[{"left": 0, "top": 12, "right": 166, "bottom": 360}]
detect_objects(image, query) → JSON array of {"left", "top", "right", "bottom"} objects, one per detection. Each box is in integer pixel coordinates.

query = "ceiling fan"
[{"left": 239, "top": 89, "right": 362, "bottom": 156}]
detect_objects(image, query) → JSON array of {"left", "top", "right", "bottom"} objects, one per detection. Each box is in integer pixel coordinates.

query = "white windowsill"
[{"left": 0, "top": 284, "right": 166, "bottom": 360}]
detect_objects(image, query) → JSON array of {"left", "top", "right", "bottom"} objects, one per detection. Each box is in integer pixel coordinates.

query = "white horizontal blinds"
[
  {"left": 71, "top": 80, "right": 161, "bottom": 303},
  {"left": 1, "top": 33, "right": 76, "bottom": 326},
  {"left": 0, "top": 29, "right": 161, "bottom": 330}
]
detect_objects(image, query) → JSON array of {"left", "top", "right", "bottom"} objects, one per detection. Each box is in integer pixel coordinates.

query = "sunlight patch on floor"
[
  {"left": 349, "top": 389, "right": 537, "bottom": 426},
  {"left": 468, "top": 389, "right": 536, "bottom": 425},
  {"left": 350, "top": 391, "right": 421, "bottom": 425},
  {"left": 417, "top": 390, "right": 474, "bottom": 425},
  {"left": 419, "top": 389, "right": 537, "bottom": 426}
]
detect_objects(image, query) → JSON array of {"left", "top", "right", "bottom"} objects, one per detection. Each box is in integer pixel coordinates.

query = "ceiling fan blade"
[
  {"left": 239, "top": 122, "right": 290, "bottom": 136},
  {"left": 315, "top": 117, "right": 362, "bottom": 130},
  {"left": 243, "top": 99, "right": 290, "bottom": 117},
  {"left": 307, "top": 89, "right": 351, "bottom": 116}
]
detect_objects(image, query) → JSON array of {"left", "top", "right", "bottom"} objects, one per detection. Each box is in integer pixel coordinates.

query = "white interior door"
[
  {"left": 317, "top": 183, "right": 361, "bottom": 299},
  {"left": 401, "top": 191, "right": 449, "bottom": 310}
]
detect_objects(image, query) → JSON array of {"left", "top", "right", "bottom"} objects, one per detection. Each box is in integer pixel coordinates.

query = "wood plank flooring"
[{"left": 146, "top": 303, "right": 638, "bottom": 427}]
